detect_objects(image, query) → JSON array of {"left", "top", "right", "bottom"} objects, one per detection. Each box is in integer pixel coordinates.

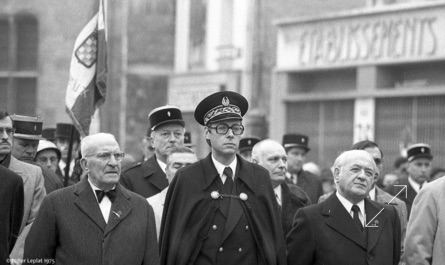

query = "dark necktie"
[
  {"left": 351, "top": 205, "right": 363, "bottom": 232},
  {"left": 95, "top": 189, "right": 116, "bottom": 203},
  {"left": 223, "top": 167, "right": 234, "bottom": 192}
]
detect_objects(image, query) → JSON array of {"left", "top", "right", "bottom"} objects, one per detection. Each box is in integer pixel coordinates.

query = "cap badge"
[
  {"left": 167, "top": 111, "right": 171, "bottom": 117},
  {"left": 34, "top": 125, "right": 37, "bottom": 131},
  {"left": 248, "top": 140, "right": 251, "bottom": 145},
  {"left": 302, "top": 138, "right": 305, "bottom": 143},
  {"left": 421, "top": 147, "right": 425, "bottom": 153},
  {"left": 222, "top": 96, "right": 230, "bottom": 107}
]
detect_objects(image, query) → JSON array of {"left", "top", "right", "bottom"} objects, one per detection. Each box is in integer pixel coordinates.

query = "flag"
[{"left": 66, "top": 0, "right": 107, "bottom": 137}]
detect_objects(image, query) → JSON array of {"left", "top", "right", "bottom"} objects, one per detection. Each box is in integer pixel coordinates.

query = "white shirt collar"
[
  {"left": 156, "top": 158, "right": 167, "bottom": 174},
  {"left": 211, "top": 155, "right": 237, "bottom": 180},
  {"left": 408, "top": 176, "right": 422, "bottom": 193},
  {"left": 87, "top": 178, "right": 116, "bottom": 201},
  {"left": 274, "top": 185, "right": 282, "bottom": 206},
  {"left": 369, "top": 187, "right": 376, "bottom": 201},
  {"left": 336, "top": 191, "right": 365, "bottom": 217}
]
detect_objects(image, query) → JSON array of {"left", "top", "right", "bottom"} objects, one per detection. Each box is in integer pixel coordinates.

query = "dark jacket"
[
  {"left": 386, "top": 177, "right": 417, "bottom": 218},
  {"left": 286, "top": 170, "right": 323, "bottom": 204},
  {"left": 287, "top": 193, "right": 401, "bottom": 265},
  {"left": 0, "top": 166, "right": 24, "bottom": 265},
  {"left": 160, "top": 154, "right": 286, "bottom": 265},
  {"left": 120, "top": 155, "right": 168, "bottom": 198},
  {"left": 280, "top": 182, "right": 311, "bottom": 237},
  {"left": 24, "top": 177, "right": 159, "bottom": 265}
]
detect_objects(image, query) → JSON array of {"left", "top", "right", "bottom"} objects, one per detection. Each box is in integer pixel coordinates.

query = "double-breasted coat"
[{"left": 160, "top": 154, "right": 286, "bottom": 265}]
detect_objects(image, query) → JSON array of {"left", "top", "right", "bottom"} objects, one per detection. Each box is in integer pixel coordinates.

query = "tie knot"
[
  {"left": 351, "top": 205, "right": 360, "bottom": 213},
  {"left": 223, "top": 167, "right": 233, "bottom": 180},
  {"left": 95, "top": 189, "right": 116, "bottom": 203}
]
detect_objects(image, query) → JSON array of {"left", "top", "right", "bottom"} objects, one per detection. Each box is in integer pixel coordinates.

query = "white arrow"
[
  {"left": 391, "top": 185, "right": 408, "bottom": 201},
  {"left": 365, "top": 208, "right": 385, "bottom": 227}
]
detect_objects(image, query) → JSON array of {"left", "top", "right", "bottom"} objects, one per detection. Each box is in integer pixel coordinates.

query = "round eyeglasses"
[{"left": 207, "top": 124, "right": 244, "bottom": 135}]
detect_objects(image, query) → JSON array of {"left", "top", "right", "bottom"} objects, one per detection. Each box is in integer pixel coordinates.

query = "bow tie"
[{"left": 95, "top": 189, "right": 116, "bottom": 203}]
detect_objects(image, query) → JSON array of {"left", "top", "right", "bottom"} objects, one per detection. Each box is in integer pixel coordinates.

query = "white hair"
[{"left": 81, "top": 133, "right": 118, "bottom": 157}]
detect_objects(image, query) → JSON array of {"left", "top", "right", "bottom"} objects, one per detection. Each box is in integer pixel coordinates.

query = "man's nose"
[
  {"left": 46, "top": 160, "right": 52, "bottom": 168},
  {"left": 1, "top": 130, "right": 9, "bottom": 139}
]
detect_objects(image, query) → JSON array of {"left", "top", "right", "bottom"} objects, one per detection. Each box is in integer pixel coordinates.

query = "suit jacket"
[
  {"left": 280, "top": 182, "right": 311, "bottom": 237},
  {"left": 386, "top": 178, "right": 417, "bottom": 218},
  {"left": 38, "top": 166, "right": 63, "bottom": 194},
  {"left": 287, "top": 193, "right": 401, "bottom": 265},
  {"left": 0, "top": 166, "right": 24, "bottom": 265},
  {"left": 160, "top": 154, "right": 286, "bottom": 265},
  {"left": 2, "top": 155, "right": 46, "bottom": 262},
  {"left": 120, "top": 155, "right": 168, "bottom": 198},
  {"left": 24, "top": 177, "right": 159, "bottom": 265},
  {"left": 286, "top": 170, "right": 323, "bottom": 204},
  {"left": 405, "top": 177, "right": 445, "bottom": 265}
]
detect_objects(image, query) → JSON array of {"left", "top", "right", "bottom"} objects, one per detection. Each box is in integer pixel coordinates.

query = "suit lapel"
[
  {"left": 365, "top": 199, "right": 386, "bottom": 252},
  {"left": 104, "top": 184, "right": 133, "bottom": 236},
  {"left": 324, "top": 194, "right": 366, "bottom": 249},
  {"left": 74, "top": 178, "right": 107, "bottom": 231},
  {"left": 143, "top": 155, "right": 168, "bottom": 191}
]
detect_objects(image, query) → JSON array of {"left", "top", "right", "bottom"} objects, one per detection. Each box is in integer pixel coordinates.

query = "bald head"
[
  {"left": 333, "top": 150, "right": 376, "bottom": 204},
  {"left": 252, "top": 139, "right": 287, "bottom": 188}
]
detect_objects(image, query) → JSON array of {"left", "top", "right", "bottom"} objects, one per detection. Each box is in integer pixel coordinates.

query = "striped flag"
[{"left": 66, "top": 0, "right": 107, "bottom": 137}]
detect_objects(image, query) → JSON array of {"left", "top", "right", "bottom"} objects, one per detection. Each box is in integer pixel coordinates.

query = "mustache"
[{"left": 0, "top": 140, "right": 11, "bottom": 146}]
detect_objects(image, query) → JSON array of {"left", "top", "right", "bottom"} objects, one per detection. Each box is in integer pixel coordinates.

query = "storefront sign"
[{"left": 277, "top": 3, "right": 445, "bottom": 69}]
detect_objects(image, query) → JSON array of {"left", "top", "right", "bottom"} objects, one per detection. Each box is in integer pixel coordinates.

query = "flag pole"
[{"left": 63, "top": 126, "right": 75, "bottom": 187}]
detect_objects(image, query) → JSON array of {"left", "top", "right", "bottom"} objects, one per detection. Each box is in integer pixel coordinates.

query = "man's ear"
[
  {"left": 80, "top": 158, "right": 89, "bottom": 172},
  {"left": 333, "top": 167, "right": 340, "bottom": 183},
  {"left": 204, "top": 127, "right": 210, "bottom": 140}
]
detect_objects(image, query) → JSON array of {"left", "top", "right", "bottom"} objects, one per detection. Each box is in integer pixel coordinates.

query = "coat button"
[
  {"left": 219, "top": 247, "right": 223, "bottom": 252},
  {"left": 245, "top": 225, "right": 249, "bottom": 230},
  {"left": 212, "top": 225, "right": 217, "bottom": 230},
  {"left": 238, "top": 248, "right": 242, "bottom": 253}
]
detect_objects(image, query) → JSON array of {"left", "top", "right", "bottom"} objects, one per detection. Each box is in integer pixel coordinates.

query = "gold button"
[
  {"left": 212, "top": 225, "right": 217, "bottom": 230},
  {"left": 219, "top": 247, "right": 223, "bottom": 252},
  {"left": 245, "top": 225, "right": 249, "bottom": 230},
  {"left": 238, "top": 248, "right": 242, "bottom": 253}
]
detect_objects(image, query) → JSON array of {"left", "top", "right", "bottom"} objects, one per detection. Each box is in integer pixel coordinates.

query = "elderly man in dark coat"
[
  {"left": 0, "top": 165, "right": 24, "bottom": 265},
  {"left": 251, "top": 139, "right": 311, "bottom": 236},
  {"left": 24, "top": 133, "right": 159, "bottom": 265},
  {"left": 287, "top": 150, "right": 401, "bottom": 265},
  {"left": 160, "top": 91, "right": 286, "bottom": 265}
]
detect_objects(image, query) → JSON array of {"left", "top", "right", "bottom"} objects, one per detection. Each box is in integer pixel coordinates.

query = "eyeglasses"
[
  {"left": 85, "top": 151, "right": 125, "bottom": 162},
  {"left": 207, "top": 124, "right": 244, "bottom": 135},
  {"left": 0, "top": 127, "right": 15, "bottom": 136}
]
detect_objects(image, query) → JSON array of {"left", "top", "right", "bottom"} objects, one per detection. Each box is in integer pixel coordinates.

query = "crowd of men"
[{"left": 0, "top": 90, "right": 444, "bottom": 265}]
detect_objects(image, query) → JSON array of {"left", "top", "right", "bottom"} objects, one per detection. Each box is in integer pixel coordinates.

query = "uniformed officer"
[
  {"left": 160, "top": 91, "right": 286, "bottom": 265},
  {"left": 120, "top": 105, "right": 185, "bottom": 198},
  {"left": 283, "top": 133, "right": 323, "bottom": 204},
  {"left": 238, "top": 137, "right": 260, "bottom": 161}
]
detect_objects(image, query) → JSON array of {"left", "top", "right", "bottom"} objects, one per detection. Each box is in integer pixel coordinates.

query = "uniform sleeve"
[
  {"left": 10, "top": 168, "right": 47, "bottom": 262},
  {"left": 405, "top": 188, "right": 438, "bottom": 265},
  {"left": 23, "top": 196, "right": 57, "bottom": 264},
  {"left": 9, "top": 179, "right": 24, "bottom": 252},
  {"left": 286, "top": 208, "right": 316, "bottom": 265},
  {"left": 143, "top": 203, "right": 160, "bottom": 265}
]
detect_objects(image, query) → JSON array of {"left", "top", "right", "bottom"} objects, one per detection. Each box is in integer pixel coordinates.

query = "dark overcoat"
[
  {"left": 24, "top": 177, "right": 159, "bottom": 265},
  {"left": 0, "top": 166, "right": 23, "bottom": 265},
  {"left": 280, "top": 182, "right": 311, "bottom": 237},
  {"left": 120, "top": 155, "right": 168, "bottom": 198},
  {"left": 160, "top": 154, "right": 286, "bottom": 265},
  {"left": 285, "top": 170, "right": 323, "bottom": 204},
  {"left": 386, "top": 178, "right": 417, "bottom": 218},
  {"left": 287, "top": 193, "right": 401, "bottom": 265}
]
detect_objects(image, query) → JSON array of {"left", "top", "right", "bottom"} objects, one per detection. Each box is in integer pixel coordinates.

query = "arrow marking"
[
  {"left": 392, "top": 185, "right": 408, "bottom": 201},
  {"left": 365, "top": 208, "right": 385, "bottom": 227}
]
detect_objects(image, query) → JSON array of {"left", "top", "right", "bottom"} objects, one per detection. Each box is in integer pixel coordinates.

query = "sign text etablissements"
[{"left": 277, "top": 4, "right": 445, "bottom": 69}]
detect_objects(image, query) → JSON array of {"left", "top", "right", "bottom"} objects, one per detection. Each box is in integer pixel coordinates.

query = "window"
[{"left": 0, "top": 14, "right": 38, "bottom": 115}]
